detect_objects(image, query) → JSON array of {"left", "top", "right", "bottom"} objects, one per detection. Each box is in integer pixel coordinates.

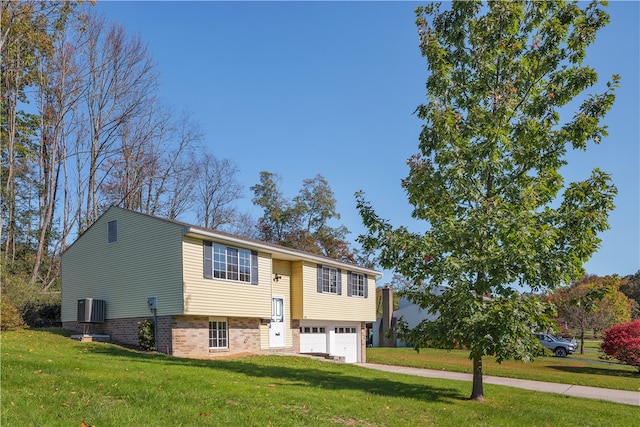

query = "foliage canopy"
[
  {"left": 601, "top": 320, "right": 640, "bottom": 372},
  {"left": 357, "top": 0, "right": 618, "bottom": 400}
]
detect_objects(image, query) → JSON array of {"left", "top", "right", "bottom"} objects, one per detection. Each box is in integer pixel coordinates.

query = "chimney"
[{"left": 380, "top": 285, "right": 396, "bottom": 347}]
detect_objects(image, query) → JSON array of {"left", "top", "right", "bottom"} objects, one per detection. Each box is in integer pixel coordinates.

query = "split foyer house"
[{"left": 61, "top": 206, "right": 379, "bottom": 363}]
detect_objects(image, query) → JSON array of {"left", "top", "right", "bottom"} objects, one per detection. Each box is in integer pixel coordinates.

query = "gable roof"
[{"left": 70, "top": 205, "right": 381, "bottom": 277}]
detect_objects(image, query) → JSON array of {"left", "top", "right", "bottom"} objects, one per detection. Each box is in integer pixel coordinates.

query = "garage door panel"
[
  {"left": 299, "top": 326, "right": 327, "bottom": 354},
  {"left": 332, "top": 326, "right": 359, "bottom": 363}
]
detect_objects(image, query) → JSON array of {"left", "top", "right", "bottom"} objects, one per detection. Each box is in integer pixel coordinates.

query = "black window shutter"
[
  {"left": 364, "top": 275, "right": 369, "bottom": 298},
  {"left": 347, "top": 272, "right": 353, "bottom": 297},
  {"left": 251, "top": 250, "right": 258, "bottom": 285},
  {"left": 203, "top": 241, "right": 213, "bottom": 279},
  {"left": 337, "top": 268, "right": 342, "bottom": 295},
  {"left": 317, "top": 265, "right": 323, "bottom": 293}
]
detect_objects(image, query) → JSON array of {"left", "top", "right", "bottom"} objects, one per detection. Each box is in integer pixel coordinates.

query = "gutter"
[{"left": 182, "top": 226, "right": 381, "bottom": 277}]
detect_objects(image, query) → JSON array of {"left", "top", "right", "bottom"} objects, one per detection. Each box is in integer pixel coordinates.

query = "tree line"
[{"left": 1, "top": 2, "right": 360, "bottom": 322}]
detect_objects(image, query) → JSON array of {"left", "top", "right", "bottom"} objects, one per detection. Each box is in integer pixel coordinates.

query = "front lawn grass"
[
  {"left": 367, "top": 347, "right": 639, "bottom": 391},
  {"left": 2, "top": 329, "right": 638, "bottom": 427}
]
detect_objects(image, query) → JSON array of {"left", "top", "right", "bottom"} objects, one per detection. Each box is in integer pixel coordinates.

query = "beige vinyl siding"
[
  {"left": 61, "top": 208, "right": 184, "bottom": 322},
  {"left": 290, "top": 261, "right": 304, "bottom": 319},
  {"left": 182, "top": 236, "right": 271, "bottom": 317},
  {"left": 272, "top": 259, "right": 293, "bottom": 348},
  {"left": 298, "top": 262, "right": 376, "bottom": 322}
]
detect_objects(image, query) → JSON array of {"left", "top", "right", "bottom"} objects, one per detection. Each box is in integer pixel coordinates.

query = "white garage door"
[
  {"left": 299, "top": 326, "right": 327, "bottom": 354},
  {"left": 332, "top": 326, "right": 359, "bottom": 363}
]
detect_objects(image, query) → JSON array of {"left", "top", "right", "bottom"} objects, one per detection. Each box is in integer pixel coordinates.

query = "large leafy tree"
[
  {"left": 251, "top": 172, "right": 354, "bottom": 261},
  {"left": 552, "top": 275, "right": 631, "bottom": 352},
  {"left": 620, "top": 271, "right": 640, "bottom": 319},
  {"left": 1, "top": 1, "right": 76, "bottom": 269},
  {"left": 357, "top": 1, "right": 618, "bottom": 401}
]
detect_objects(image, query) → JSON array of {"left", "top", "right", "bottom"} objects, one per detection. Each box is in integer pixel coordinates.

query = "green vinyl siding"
[{"left": 61, "top": 207, "right": 184, "bottom": 322}]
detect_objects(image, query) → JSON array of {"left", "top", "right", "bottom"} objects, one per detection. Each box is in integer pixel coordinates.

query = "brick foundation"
[
  {"left": 63, "top": 316, "right": 172, "bottom": 353},
  {"left": 65, "top": 315, "right": 263, "bottom": 358},
  {"left": 360, "top": 321, "right": 367, "bottom": 363},
  {"left": 64, "top": 316, "right": 367, "bottom": 362},
  {"left": 291, "top": 319, "right": 300, "bottom": 353},
  {"left": 170, "top": 315, "right": 261, "bottom": 358}
]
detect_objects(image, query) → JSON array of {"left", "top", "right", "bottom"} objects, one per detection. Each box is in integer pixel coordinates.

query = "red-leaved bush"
[{"left": 600, "top": 319, "right": 640, "bottom": 372}]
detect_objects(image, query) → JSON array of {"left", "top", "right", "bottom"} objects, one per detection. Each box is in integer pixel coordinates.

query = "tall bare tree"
[
  {"left": 30, "top": 11, "right": 85, "bottom": 288},
  {"left": 76, "top": 12, "right": 158, "bottom": 230},
  {"left": 195, "top": 152, "right": 242, "bottom": 229},
  {"left": 100, "top": 100, "right": 166, "bottom": 212}
]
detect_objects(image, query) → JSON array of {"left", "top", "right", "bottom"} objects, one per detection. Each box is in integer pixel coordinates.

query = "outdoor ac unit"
[{"left": 77, "top": 298, "right": 106, "bottom": 323}]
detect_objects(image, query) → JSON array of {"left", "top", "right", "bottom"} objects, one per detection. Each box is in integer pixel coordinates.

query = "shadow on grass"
[
  {"left": 547, "top": 364, "right": 640, "bottom": 378},
  {"left": 211, "top": 358, "right": 465, "bottom": 403},
  {"left": 32, "top": 327, "right": 73, "bottom": 337},
  {"left": 81, "top": 341, "right": 465, "bottom": 404}
]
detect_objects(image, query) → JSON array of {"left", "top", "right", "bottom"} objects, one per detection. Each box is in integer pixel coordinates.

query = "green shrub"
[
  {"left": 601, "top": 320, "right": 640, "bottom": 372},
  {"left": 1, "top": 298, "right": 27, "bottom": 331},
  {"left": 1, "top": 273, "right": 61, "bottom": 327},
  {"left": 22, "top": 293, "right": 61, "bottom": 327},
  {"left": 138, "top": 319, "right": 155, "bottom": 351}
]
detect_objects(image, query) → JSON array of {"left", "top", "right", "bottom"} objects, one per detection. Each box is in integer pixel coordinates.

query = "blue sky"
[{"left": 95, "top": 1, "right": 639, "bottom": 282}]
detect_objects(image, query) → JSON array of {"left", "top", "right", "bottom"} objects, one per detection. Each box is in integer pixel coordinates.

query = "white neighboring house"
[{"left": 371, "top": 286, "right": 442, "bottom": 348}]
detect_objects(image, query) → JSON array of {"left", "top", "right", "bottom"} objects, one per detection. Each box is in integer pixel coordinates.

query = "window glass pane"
[
  {"left": 329, "top": 269, "right": 337, "bottom": 293},
  {"left": 211, "top": 245, "right": 252, "bottom": 283},
  {"left": 350, "top": 272, "right": 365, "bottom": 297},
  {"left": 209, "top": 320, "right": 228, "bottom": 348},
  {"left": 238, "top": 249, "right": 251, "bottom": 282},
  {"left": 213, "top": 244, "right": 226, "bottom": 279},
  {"left": 320, "top": 266, "right": 339, "bottom": 294},
  {"left": 227, "top": 248, "right": 238, "bottom": 280}
]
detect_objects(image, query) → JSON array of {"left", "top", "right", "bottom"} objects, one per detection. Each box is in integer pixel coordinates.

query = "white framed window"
[
  {"left": 317, "top": 265, "right": 341, "bottom": 294},
  {"left": 209, "top": 318, "right": 228, "bottom": 348},
  {"left": 300, "top": 327, "right": 326, "bottom": 334},
  {"left": 107, "top": 220, "right": 118, "bottom": 244},
  {"left": 349, "top": 272, "right": 365, "bottom": 297},
  {"left": 204, "top": 242, "right": 257, "bottom": 284},
  {"left": 335, "top": 327, "right": 356, "bottom": 334}
]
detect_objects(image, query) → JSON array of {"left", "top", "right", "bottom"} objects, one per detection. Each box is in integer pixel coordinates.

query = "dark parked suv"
[{"left": 533, "top": 333, "right": 576, "bottom": 357}]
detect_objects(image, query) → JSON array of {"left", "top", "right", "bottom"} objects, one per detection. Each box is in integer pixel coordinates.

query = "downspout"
[{"left": 153, "top": 307, "right": 158, "bottom": 351}]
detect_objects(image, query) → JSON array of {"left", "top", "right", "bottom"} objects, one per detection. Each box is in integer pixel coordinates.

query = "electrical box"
[{"left": 148, "top": 296, "right": 157, "bottom": 310}]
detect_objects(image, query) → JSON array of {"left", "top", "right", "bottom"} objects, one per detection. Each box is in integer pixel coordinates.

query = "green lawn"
[
  {"left": 1, "top": 329, "right": 638, "bottom": 426},
  {"left": 367, "top": 347, "right": 640, "bottom": 391}
]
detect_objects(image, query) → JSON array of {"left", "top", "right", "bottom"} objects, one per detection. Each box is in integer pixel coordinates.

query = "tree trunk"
[{"left": 470, "top": 353, "right": 485, "bottom": 401}]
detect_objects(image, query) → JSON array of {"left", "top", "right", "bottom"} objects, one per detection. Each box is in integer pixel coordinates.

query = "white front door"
[{"left": 269, "top": 296, "right": 285, "bottom": 347}]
